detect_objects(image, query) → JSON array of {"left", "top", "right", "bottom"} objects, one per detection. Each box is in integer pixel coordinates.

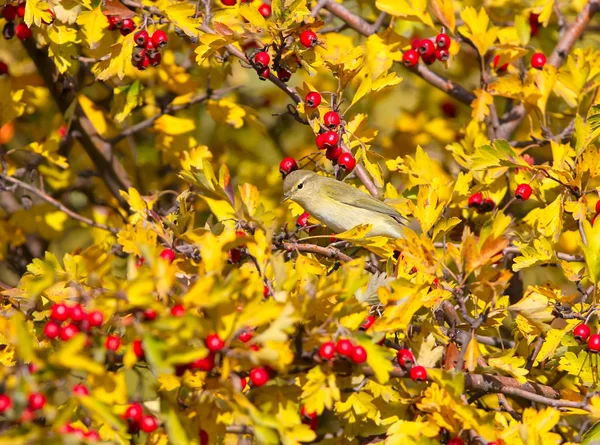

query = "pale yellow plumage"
[{"left": 282, "top": 170, "right": 405, "bottom": 238}]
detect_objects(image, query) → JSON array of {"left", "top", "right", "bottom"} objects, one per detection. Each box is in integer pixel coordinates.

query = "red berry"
[
  {"left": 301, "top": 405, "right": 317, "bottom": 420},
  {"left": 257, "top": 66, "right": 270, "bottom": 81},
  {"left": 434, "top": 48, "right": 449, "bottom": 61},
  {"left": 70, "top": 304, "right": 87, "bottom": 322},
  {"left": 205, "top": 333, "right": 225, "bottom": 352},
  {"left": 171, "top": 305, "right": 185, "bottom": 316},
  {"left": 145, "top": 39, "right": 157, "bottom": 54},
  {"left": 351, "top": 345, "right": 367, "bottom": 364},
  {"left": 221, "top": 0, "right": 236, "bottom": 5},
  {"left": 249, "top": 367, "right": 269, "bottom": 386},
  {"left": 200, "top": 429, "right": 209, "bottom": 445},
  {"left": 134, "top": 30, "right": 148, "bottom": 47},
  {"left": 137, "top": 55, "right": 150, "bottom": 70},
  {"left": 87, "top": 310, "right": 104, "bottom": 327},
  {"left": 305, "top": 91, "right": 321, "bottom": 108},
  {"left": 531, "top": 52, "right": 546, "bottom": 69},
  {"left": 402, "top": 49, "right": 419, "bottom": 67},
  {"left": 124, "top": 403, "right": 143, "bottom": 422},
  {"left": 336, "top": 339, "right": 353, "bottom": 357},
  {"left": 422, "top": 52, "right": 436, "bottom": 65},
  {"left": 250, "top": 344, "right": 260, "bottom": 351},
  {"left": 589, "top": 334, "right": 600, "bottom": 352},
  {"left": 239, "top": 330, "right": 252, "bottom": 343},
  {"left": 418, "top": 39, "right": 435, "bottom": 57},
  {"left": 140, "top": 415, "right": 158, "bottom": 433},
  {"left": 323, "top": 111, "right": 341, "bottom": 129},
  {"left": 105, "top": 335, "right": 121, "bottom": 351},
  {"left": 85, "top": 431, "right": 100, "bottom": 441},
  {"left": 59, "top": 323, "right": 79, "bottom": 341},
  {"left": 397, "top": 349, "right": 414, "bottom": 367},
  {"left": 321, "top": 130, "right": 339, "bottom": 149},
  {"left": 596, "top": 200, "right": 600, "bottom": 214},
  {"left": 493, "top": 55, "right": 508, "bottom": 71},
  {"left": 44, "top": 321, "right": 60, "bottom": 339},
  {"left": 3, "top": 4, "right": 17, "bottom": 20},
  {"left": 160, "top": 248, "right": 176, "bottom": 263},
  {"left": 299, "top": 29, "right": 318, "bottom": 48},
  {"left": 319, "top": 341, "right": 335, "bottom": 360},
  {"left": 144, "top": 308, "right": 157, "bottom": 321},
  {"left": 151, "top": 30, "right": 167, "bottom": 48},
  {"left": 360, "top": 315, "right": 376, "bottom": 331},
  {"left": 316, "top": 133, "right": 327, "bottom": 150},
  {"left": 148, "top": 53, "right": 161, "bottom": 67},
  {"left": 133, "top": 339, "right": 145, "bottom": 358},
  {"left": 515, "top": 183, "right": 533, "bottom": 201},
  {"left": 254, "top": 51, "right": 270, "bottom": 69},
  {"left": 325, "top": 145, "right": 342, "bottom": 161},
  {"left": 263, "top": 284, "right": 269, "bottom": 298},
  {"left": 3, "top": 22, "right": 15, "bottom": 39},
  {"left": 190, "top": 352, "right": 215, "bottom": 371},
  {"left": 120, "top": 18, "right": 136, "bottom": 36},
  {"left": 73, "top": 384, "right": 89, "bottom": 396},
  {"left": 468, "top": 192, "right": 483, "bottom": 208},
  {"left": 529, "top": 13, "right": 540, "bottom": 36},
  {"left": 28, "top": 393, "right": 46, "bottom": 410},
  {"left": 296, "top": 211, "right": 311, "bottom": 228},
  {"left": 480, "top": 198, "right": 495, "bottom": 213},
  {"left": 258, "top": 3, "right": 271, "bottom": 18},
  {"left": 276, "top": 66, "right": 291, "bottom": 82},
  {"left": 107, "top": 16, "right": 120, "bottom": 31},
  {"left": 409, "top": 365, "right": 427, "bottom": 382},
  {"left": 338, "top": 152, "right": 356, "bottom": 173},
  {"left": 574, "top": 324, "right": 591, "bottom": 343},
  {"left": 51, "top": 303, "right": 70, "bottom": 321},
  {"left": 436, "top": 33, "right": 451, "bottom": 49},
  {"left": 448, "top": 438, "right": 465, "bottom": 445},
  {"left": 16, "top": 2, "right": 25, "bottom": 18},
  {"left": 0, "top": 394, "right": 12, "bottom": 412},
  {"left": 279, "top": 157, "right": 298, "bottom": 176}
]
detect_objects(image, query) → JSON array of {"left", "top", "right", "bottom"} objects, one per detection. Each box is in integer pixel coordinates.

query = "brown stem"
[{"left": 279, "top": 242, "right": 380, "bottom": 274}]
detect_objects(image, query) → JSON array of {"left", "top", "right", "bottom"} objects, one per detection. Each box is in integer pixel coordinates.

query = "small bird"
[{"left": 282, "top": 170, "right": 406, "bottom": 238}]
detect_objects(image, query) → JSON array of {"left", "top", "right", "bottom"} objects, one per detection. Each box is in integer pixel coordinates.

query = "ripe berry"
[
  {"left": 152, "top": 30, "right": 167, "bottom": 48},
  {"left": 144, "top": 308, "right": 157, "bottom": 321},
  {"left": 596, "top": 200, "right": 600, "bottom": 214},
  {"left": 86, "top": 310, "right": 103, "bottom": 328},
  {"left": 0, "top": 394, "right": 12, "bottom": 412},
  {"left": 107, "top": 16, "right": 120, "bottom": 31},
  {"left": 263, "top": 284, "right": 269, "bottom": 298},
  {"left": 301, "top": 405, "right": 317, "bottom": 420},
  {"left": 323, "top": 111, "right": 341, "bottom": 129},
  {"left": 160, "top": 248, "right": 176, "bottom": 263},
  {"left": 28, "top": 393, "right": 46, "bottom": 410},
  {"left": 200, "top": 429, "right": 209, "bottom": 445},
  {"left": 316, "top": 133, "right": 327, "bottom": 150},
  {"left": 493, "top": 55, "right": 508, "bottom": 71},
  {"left": 16, "top": 2, "right": 24, "bottom": 18},
  {"left": 319, "top": 341, "right": 335, "bottom": 360},
  {"left": 3, "top": 22, "right": 15, "bottom": 39},
  {"left": 338, "top": 152, "right": 356, "bottom": 173},
  {"left": 105, "top": 335, "right": 121, "bottom": 351},
  {"left": 336, "top": 338, "right": 353, "bottom": 357},
  {"left": 531, "top": 52, "right": 546, "bottom": 69},
  {"left": 397, "top": 349, "right": 414, "bottom": 367},
  {"left": 137, "top": 55, "right": 150, "bottom": 71},
  {"left": 59, "top": 323, "right": 79, "bottom": 341},
  {"left": 258, "top": 3, "right": 271, "bottom": 18},
  {"left": 190, "top": 352, "right": 215, "bottom": 371},
  {"left": 588, "top": 334, "right": 600, "bottom": 352},
  {"left": 305, "top": 91, "right": 321, "bottom": 108},
  {"left": 468, "top": 192, "right": 483, "bottom": 208},
  {"left": 299, "top": 29, "right": 318, "bottom": 48},
  {"left": 133, "top": 339, "right": 145, "bottom": 358},
  {"left": 70, "top": 304, "right": 87, "bottom": 322},
  {"left": 279, "top": 157, "right": 298, "bottom": 177},
  {"left": 120, "top": 19, "right": 136, "bottom": 36},
  {"left": 436, "top": 33, "right": 451, "bottom": 49},
  {"left": 43, "top": 321, "right": 60, "bottom": 339},
  {"left": 134, "top": 30, "right": 148, "bottom": 47},
  {"left": 574, "top": 324, "right": 591, "bottom": 342},
  {"left": 149, "top": 53, "right": 161, "bottom": 67},
  {"left": 239, "top": 330, "right": 252, "bottom": 343},
  {"left": 529, "top": 13, "right": 540, "bottom": 36},
  {"left": 3, "top": 4, "right": 17, "bottom": 20},
  {"left": 321, "top": 130, "right": 339, "bottom": 149},
  {"left": 124, "top": 403, "right": 143, "bottom": 422},
  {"left": 515, "top": 183, "right": 533, "bottom": 200},
  {"left": 221, "top": 0, "right": 236, "bottom": 5},
  {"left": 51, "top": 303, "right": 70, "bottom": 321},
  {"left": 257, "top": 67, "right": 270, "bottom": 81},
  {"left": 254, "top": 51, "right": 270, "bottom": 69},
  {"left": 206, "top": 333, "right": 225, "bottom": 351},
  {"left": 409, "top": 365, "right": 427, "bottom": 382},
  {"left": 402, "top": 49, "right": 419, "bottom": 67},
  {"left": 360, "top": 315, "right": 376, "bottom": 331},
  {"left": 276, "top": 67, "right": 291, "bottom": 82},
  {"left": 351, "top": 345, "right": 367, "bottom": 364},
  {"left": 448, "top": 438, "right": 465, "bottom": 445},
  {"left": 171, "top": 305, "right": 185, "bottom": 316},
  {"left": 418, "top": 39, "right": 435, "bottom": 57},
  {"left": 434, "top": 48, "right": 449, "bottom": 61},
  {"left": 145, "top": 38, "right": 158, "bottom": 54},
  {"left": 325, "top": 145, "right": 342, "bottom": 161},
  {"left": 140, "top": 415, "right": 158, "bottom": 433},
  {"left": 422, "top": 52, "right": 436, "bottom": 65},
  {"left": 249, "top": 367, "right": 269, "bottom": 386},
  {"left": 132, "top": 47, "right": 146, "bottom": 63},
  {"left": 480, "top": 198, "right": 495, "bottom": 213},
  {"left": 73, "top": 384, "right": 89, "bottom": 396},
  {"left": 441, "top": 101, "right": 457, "bottom": 118},
  {"left": 85, "top": 431, "right": 100, "bottom": 441},
  {"left": 296, "top": 212, "right": 311, "bottom": 228}
]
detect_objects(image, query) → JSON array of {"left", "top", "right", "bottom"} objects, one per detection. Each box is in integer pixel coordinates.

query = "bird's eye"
[{"left": 297, "top": 183, "right": 304, "bottom": 190}]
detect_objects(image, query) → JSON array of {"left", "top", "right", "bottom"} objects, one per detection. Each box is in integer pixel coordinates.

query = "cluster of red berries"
[
  {"left": 396, "top": 348, "right": 428, "bottom": 382},
  {"left": 402, "top": 33, "right": 451, "bottom": 67},
  {"left": 60, "top": 422, "right": 101, "bottom": 441},
  {"left": 0, "top": 391, "right": 48, "bottom": 422},
  {"left": 220, "top": 0, "right": 272, "bottom": 18},
  {"left": 318, "top": 338, "right": 368, "bottom": 364},
  {"left": 131, "top": 29, "right": 168, "bottom": 70},
  {"left": 573, "top": 323, "right": 600, "bottom": 353},
  {"left": 43, "top": 302, "right": 104, "bottom": 341},
  {"left": 467, "top": 192, "right": 495, "bottom": 213},
  {"left": 2, "top": 2, "right": 53, "bottom": 41},
  {"left": 123, "top": 402, "right": 159, "bottom": 434}
]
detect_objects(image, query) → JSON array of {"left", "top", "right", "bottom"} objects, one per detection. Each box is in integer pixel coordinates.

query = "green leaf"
[
  {"left": 582, "top": 421, "right": 600, "bottom": 445},
  {"left": 11, "top": 312, "right": 35, "bottom": 363},
  {"left": 111, "top": 81, "right": 143, "bottom": 123},
  {"left": 582, "top": 219, "right": 600, "bottom": 285}
]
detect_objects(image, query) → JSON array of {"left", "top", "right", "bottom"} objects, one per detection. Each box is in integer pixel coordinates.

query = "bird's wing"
[{"left": 323, "top": 178, "right": 407, "bottom": 225}]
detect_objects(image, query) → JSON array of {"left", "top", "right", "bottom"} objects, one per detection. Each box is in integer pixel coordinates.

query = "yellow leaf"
[
  {"left": 430, "top": 0, "right": 455, "bottom": 32},
  {"left": 154, "top": 115, "right": 196, "bottom": 135},
  {"left": 463, "top": 335, "right": 481, "bottom": 372},
  {"left": 458, "top": 7, "right": 498, "bottom": 56},
  {"left": 239, "top": 3, "right": 266, "bottom": 28},
  {"left": 488, "top": 352, "right": 529, "bottom": 383},
  {"left": 50, "top": 334, "right": 107, "bottom": 375},
  {"left": 375, "top": 0, "right": 434, "bottom": 27},
  {"left": 523, "top": 196, "right": 563, "bottom": 242},
  {"left": 207, "top": 98, "right": 246, "bottom": 128},
  {"left": 301, "top": 366, "right": 341, "bottom": 413},
  {"left": 350, "top": 73, "right": 372, "bottom": 108},
  {"left": 76, "top": 5, "right": 106, "bottom": 49},
  {"left": 94, "top": 33, "right": 136, "bottom": 81},
  {"left": 357, "top": 336, "right": 394, "bottom": 383},
  {"left": 24, "top": 0, "right": 52, "bottom": 27},
  {"left": 111, "top": 81, "right": 143, "bottom": 123},
  {"left": 164, "top": 3, "right": 199, "bottom": 38},
  {"left": 239, "top": 183, "right": 259, "bottom": 217},
  {"left": 582, "top": 219, "right": 600, "bottom": 285},
  {"left": 512, "top": 238, "right": 554, "bottom": 271},
  {"left": 470, "top": 88, "right": 493, "bottom": 122},
  {"left": 335, "top": 224, "right": 373, "bottom": 241},
  {"left": 89, "top": 371, "right": 128, "bottom": 405},
  {"left": 0, "top": 79, "right": 26, "bottom": 126}
]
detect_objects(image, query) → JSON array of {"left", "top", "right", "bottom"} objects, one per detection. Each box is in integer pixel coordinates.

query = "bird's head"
[{"left": 282, "top": 170, "right": 320, "bottom": 204}]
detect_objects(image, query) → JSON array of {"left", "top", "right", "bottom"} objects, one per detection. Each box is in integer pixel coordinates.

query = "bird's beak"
[{"left": 281, "top": 193, "right": 291, "bottom": 204}]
